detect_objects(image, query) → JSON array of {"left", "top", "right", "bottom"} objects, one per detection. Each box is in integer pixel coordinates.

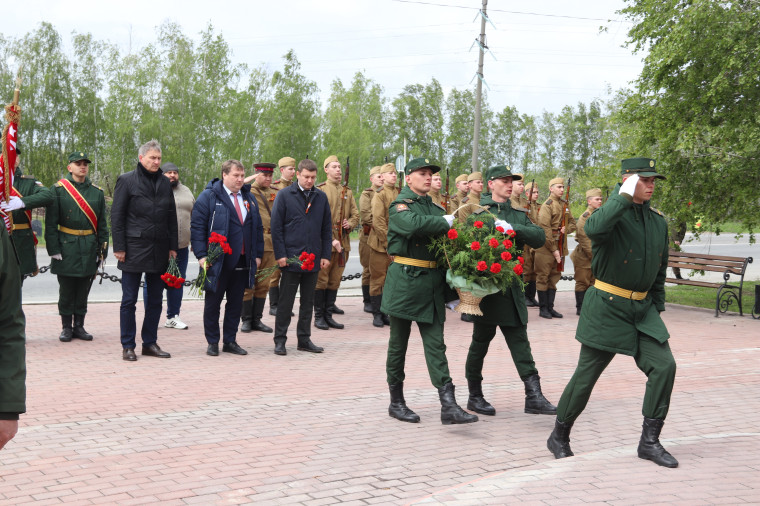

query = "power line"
[{"left": 390, "top": 0, "right": 627, "bottom": 22}]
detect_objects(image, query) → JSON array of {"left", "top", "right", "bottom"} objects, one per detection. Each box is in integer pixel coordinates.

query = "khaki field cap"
[
  {"left": 380, "top": 163, "right": 396, "bottom": 174},
  {"left": 549, "top": 177, "right": 564, "bottom": 188},
  {"left": 369, "top": 166, "right": 382, "bottom": 176},
  {"left": 525, "top": 181, "right": 537, "bottom": 192},
  {"left": 323, "top": 155, "right": 339, "bottom": 169},
  {"left": 455, "top": 174, "right": 469, "bottom": 184},
  {"left": 278, "top": 156, "right": 296, "bottom": 168},
  {"left": 586, "top": 188, "right": 603, "bottom": 198},
  {"left": 621, "top": 157, "right": 666, "bottom": 180},
  {"left": 467, "top": 172, "right": 482, "bottom": 182}
]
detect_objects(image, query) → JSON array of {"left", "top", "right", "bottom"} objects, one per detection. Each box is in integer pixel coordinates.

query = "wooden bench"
[{"left": 666, "top": 250, "right": 753, "bottom": 317}]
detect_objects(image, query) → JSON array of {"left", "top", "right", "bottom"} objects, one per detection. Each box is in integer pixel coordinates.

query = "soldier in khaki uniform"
[
  {"left": 240, "top": 163, "right": 278, "bottom": 333},
  {"left": 268, "top": 156, "right": 296, "bottom": 316},
  {"left": 429, "top": 172, "right": 447, "bottom": 210},
  {"left": 455, "top": 172, "right": 483, "bottom": 223},
  {"left": 359, "top": 166, "right": 384, "bottom": 313},
  {"left": 570, "top": 188, "right": 603, "bottom": 315},
  {"left": 535, "top": 177, "right": 576, "bottom": 319},
  {"left": 367, "top": 163, "right": 399, "bottom": 327},
  {"left": 522, "top": 182, "right": 541, "bottom": 306},
  {"left": 449, "top": 173, "right": 469, "bottom": 211},
  {"left": 314, "top": 155, "right": 359, "bottom": 330}
]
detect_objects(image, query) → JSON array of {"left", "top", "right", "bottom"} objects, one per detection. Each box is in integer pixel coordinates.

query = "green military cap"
[
  {"left": 68, "top": 151, "right": 91, "bottom": 163},
  {"left": 621, "top": 157, "right": 666, "bottom": 180},
  {"left": 404, "top": 157, "right": 441, "bottom": 175},
  {"left": 485, "top": 165, "right": 523, "bottom": 181}
]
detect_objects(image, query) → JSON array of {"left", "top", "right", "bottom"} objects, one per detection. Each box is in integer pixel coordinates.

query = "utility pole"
[{"left": 471, "top": 0, "right": 488, "bottom": 172}]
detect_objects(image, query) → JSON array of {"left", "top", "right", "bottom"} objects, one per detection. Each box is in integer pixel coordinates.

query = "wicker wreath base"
[{"left": 454, "top": 288, "right": 484, "bottom": 315}]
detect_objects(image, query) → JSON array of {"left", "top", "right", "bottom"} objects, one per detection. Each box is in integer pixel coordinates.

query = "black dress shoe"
[
  {"left": 222, "top": 341, "right": 248, "bottom": 355},
  {"left": 297, "top": 340, "right": 324, "bottom": 353},
  {"left": 207, "top": 343, "right": 219, "bottom": 356},
  {"left": 141, "top": 343, "right": 171, "bottom": 358},
  {"left": 274, "top": 344, "right": 287, "bottom": 355},
  {"left": 123, "top": 348, "right": 137, "bottom": 361}
]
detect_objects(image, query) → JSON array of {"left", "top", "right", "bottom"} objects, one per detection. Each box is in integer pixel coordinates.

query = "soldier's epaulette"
[
  {"left": 512, "top": 206, "right": 529, "bottom": 214},
  {"left": 272, "top": 179, "right": 281, "bottom": 184},
  {"left": 461, "top": 196, "right": 470, "bottom": 203},
  {"left": 55, "top": 181, "right": 64, "bottom": 187},
  {"left": 433, "top": 202, "right": 446, "bottom": 211},
  {"left": 402, "top": 198, "right": 415, "bottom": 204},
  {"left": 649, "top": 206, "right": 665, "bottom": 218},
  {"left": 364, "top": 186, "right": 373, "bottom": 192},
  {"left": 20, "top": 174, "right": 35, "bottom": 179},
  {"left": 472, "top": 207, "right": 488, "bottom": 215},
  {"left": 316, "top": 182, "right": 326, "bottom": 187},
  {"left": 582, "top": 211, "right": 590, "bottom": 218},
  {"left": 544, "top": 199, "right": 553, "bottom": 206},
  {"left": 93, "top": 184, "right": 104, "bottom": 192}
]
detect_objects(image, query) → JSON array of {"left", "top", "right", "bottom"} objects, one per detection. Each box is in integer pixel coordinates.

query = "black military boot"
[
  {"left": 313, "top": 289, "right": 329, "bottom": 330},
  {"left": 327, "top": 290, "right": 344, "bottom": 315},
  {"left": 575, "top": 290, "right": 586, "bottom": 316},
  {"left": 522, "top": 374, "right": 556, "bottom": 414},
  {"left": 268, "top": 287, "right": 279, "bottom": 316},
  {"left": 240, "top": 298, "right": 254, "bottom": 332},
  {"left": 538, "top": 290, "right": 552, "bottom": 319},
  {"left": 547, "top": 418, "right": 574, "bottom": 458},
  {"left": 273, "top": 336, "right": 287, "bottom": 356},
  {"left": 438, "top": 382, "right": 478, "bottom": 425},
  {"left": 362, "top": 284, "right": 372, "bottom": 313},
  {"left": 466, "top": 379, "right": 495, "bottom": 416},
  {"left": 388, "top": 383, "right": 420, "bottom": 423},
  {"left": 371, "top": 295, "right": 384, "bottom": 327},
  {"left": 72, "top": 315, "right": 94, "bottom": 341},
  {"left": 548, "top": 289, "right": 563, "bottom": 318},
  {"left": 59, "top": 314, "right": 73, "bottom": 342},
  {"left": 324, "top": 290, "right": 345, "bottom": 329},
  {"left": 637, "top": 417, "right": 679, "bottom": 468},
  {"left": 525, "top": 280, "right": 539, "bottom": 307},
  {"left": 250, "top": 298, "right": 273, "bottom": 333}
]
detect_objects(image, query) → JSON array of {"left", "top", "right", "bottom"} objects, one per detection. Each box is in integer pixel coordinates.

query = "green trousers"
[
  {"left": 386, "top": 316, "right": 452, "bottom": 388},
  {"left": 0, "top": 230, "right": 26, "bottom": 414},
  {"left": 556, "top": 334, "right": 676, "bottom": 423},
  {"left": 57, "top": 275, "right": 93, "bottom": 316},
  {"left": 466, "top": 323, "right": 538, "bottom": 382}
]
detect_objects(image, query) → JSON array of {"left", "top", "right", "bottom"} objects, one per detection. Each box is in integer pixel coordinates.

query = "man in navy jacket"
[
  {"left": 191, "top": 160, "right": 264, "bottom": 356},
  {"left": 270, "top": 159, "right": 332, "bottom": 355}
]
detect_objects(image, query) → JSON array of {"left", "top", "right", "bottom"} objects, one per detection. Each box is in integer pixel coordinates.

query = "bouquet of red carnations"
[
  {"left": 254, "top": 251, "right": 317, "bottom": 282},
  {"left": 190, "top": 232, "right": 233, "bottom": 296},
  {"left": 161, "top": 256, "right": 185, "bottom": 289}
]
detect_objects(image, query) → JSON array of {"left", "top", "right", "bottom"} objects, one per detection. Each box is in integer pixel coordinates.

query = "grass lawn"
[{"left": 666, "top": 280, "right": 758, "bottom": 315}]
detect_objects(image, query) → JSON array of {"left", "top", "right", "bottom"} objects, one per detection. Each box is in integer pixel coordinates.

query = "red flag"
[{"left": 1, "top": 105, "right": 20, "bottom": 233}]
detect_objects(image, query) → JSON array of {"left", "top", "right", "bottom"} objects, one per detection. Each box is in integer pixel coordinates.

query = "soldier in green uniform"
[
  {"left": 1, "top": 148, "right": 54, "bottom": 281},
  {"left": 547, "top": 158, "right": 678, "bottom": 468},
  {"left": 0, "top": 225, "right": 26, "bottom": 450},
  {"left": 464, "top": 165, "right": 556, "bottom": 417},
  {"left": 44, "top": 152, "right": 108, "bottom": 342},
  {"left": 382, "top": 157, "right": 478, "bottom": 425},
  {"left": 570, "top": 188, "right": 603, "bottom": 315}
]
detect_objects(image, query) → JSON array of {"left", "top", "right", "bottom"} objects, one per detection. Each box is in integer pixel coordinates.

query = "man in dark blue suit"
[{"left": 191, "top": 159, "right": 264, "bottom": 356}]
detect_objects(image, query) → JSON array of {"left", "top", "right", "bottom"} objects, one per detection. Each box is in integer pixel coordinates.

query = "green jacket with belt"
[
  {"left": 380, "top": 186, "right": 450, "bottom": 324},
  {"left": 45, "top": 174, "right": 109, "bottom": 277},
  {"left": 12, "top": 174, "right": 54, "bottom": 276},
  {"left": 469, "top": 194, "right": 546, "bottom": 327},
  {"left": 0, "top": 227, "right": 26, "bottom": 418},
  {"left": 577, "top": 191, "right": 670, "bottom": 355}
]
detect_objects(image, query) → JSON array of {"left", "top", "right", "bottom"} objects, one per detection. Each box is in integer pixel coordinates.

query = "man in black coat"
[
  {"left": 270, "top": 159, "right": 332, "bottom": 356},
  {"left": 111, "top": 140, "right": 178, "bottom": 361}
]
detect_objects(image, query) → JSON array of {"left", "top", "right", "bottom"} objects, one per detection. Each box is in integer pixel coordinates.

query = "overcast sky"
[{"left": 4, "top": 0, "right": 644, "bottom": 117}]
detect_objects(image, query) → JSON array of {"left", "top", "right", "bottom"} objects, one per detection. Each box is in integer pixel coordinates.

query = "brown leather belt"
[
  {"left": 59, "top": 226, "right": 93, "bottom": 236},
  {"left": 362, "top": 224, "right": 372, "bottom": 235}
]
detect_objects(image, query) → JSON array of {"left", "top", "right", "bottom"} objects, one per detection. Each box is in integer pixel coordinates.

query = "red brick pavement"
[{"left": 2, "top": 293, "right": 759, "bottom": 505}]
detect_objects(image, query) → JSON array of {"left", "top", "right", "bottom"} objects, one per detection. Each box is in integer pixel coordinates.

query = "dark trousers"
[
  {"left": 386, "top": 315, "right": 452, "bottom": 388},
  {"left": 556, "top": 335, "right": 677, "bottom": 423},
  {"left": 141, "top": 246, "right": 189, "bottom": 318},
  {"left": 57, "top": 275, "right": 93, "bottom": 316},
  {"left": 203, "top": 255, "right": 248, "bottom": 344},
  {"left": 274, "top": 270, "right": 318, "bottom": 342},
  {"left": 120, "top": 271, "right": 163, "bottom": 349},
  {"left": 465, "top": 323, "right": 538, "bottom": 382}
]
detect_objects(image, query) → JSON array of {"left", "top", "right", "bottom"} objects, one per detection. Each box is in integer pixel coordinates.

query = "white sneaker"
[{"left": 165, "top": 316, "right": 188, "bottom": 330}]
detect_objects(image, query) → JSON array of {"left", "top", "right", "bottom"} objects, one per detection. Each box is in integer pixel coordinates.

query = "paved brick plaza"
[{"left": 2, "top": 293, "right": 759, "bottom": 505}]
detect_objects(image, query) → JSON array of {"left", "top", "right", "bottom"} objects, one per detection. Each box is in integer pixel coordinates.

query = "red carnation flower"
[
  {"left": 447, "top": 229, "right": 458, "bottom": 240},
  {"left": 477, "top": 260, "right": 487, "bottom": 271},
  {"left": 488, "top": 238, "right": 499, "bottom": 248},
  {"left": 518, "top": 256, "right": 524, "bottom": 265},
  {"left": 473, "top": 221, "right": 484, "bottom": 229},
  {"left": 471, "top": 241, "right": 481, "bottom": 251},
  {"left": 496, "top": 226, "right": 504, "bottom": 233},
  {"left": 502, "top": 239, "right": 513, "bottom": 249},
  {"left": 308, "top": 253, "right": 316, "bottom": 261},
  {"left": 489, "top": 263, "right": 502, "bottom": 274},
  {"left": 513, "top": 264, "right": 524, "bottom": 275},
  {"left": 299, "top": 251, "right": 309, "bottom": 261},
  {"left": 507, "top": 229, "right": 516, "bottom": 238},
  {"left": 501, "top": 251, "right": 512, "bottom": 261}
]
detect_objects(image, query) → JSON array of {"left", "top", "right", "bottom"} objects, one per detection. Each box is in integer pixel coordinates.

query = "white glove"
[
  {"left": 619, "top": 174, "right": 639, "bottom": 197},
  {"left": 443, "top": 215, "right": 455, "bottom": 227},
  {"left": 494, "top": 219, "right": 513, "bottom": 233},
  {"left": 0, "top": 196, "right": 24, "bottom": 212},
  {"left": 51, "top": 253, "right": 63, "bottom": 261}
]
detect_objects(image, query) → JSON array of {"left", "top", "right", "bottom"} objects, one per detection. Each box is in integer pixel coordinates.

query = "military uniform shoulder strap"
[
  {"left": 472, "top": 207, "right": 488, "bottom": 215},
  {"left": 513, "top": 206, "right": 529, "bottom": 214},
  {"left": 402, "top": 198, "right": 415, "bottom": 204},
  {"left": 92, "top": 184, "right": 104, "bottom": 192},
  {"left": 316, "top": 182, "right": 326, "bottom": 187},
  {"left": 582, "top": 211, "right": 590, "bottom": 218},
  {"left": 432, "top": 201, "right": 446, "bottom": 211},
  {"left": 649, "top": 206, "right": 665, "bottom": 218},
  {"left": 544, "top": 198, "right": 553, "bottom": 206},
  {"left": 461, "top": 196, "right": 469, "bottom": 203}
]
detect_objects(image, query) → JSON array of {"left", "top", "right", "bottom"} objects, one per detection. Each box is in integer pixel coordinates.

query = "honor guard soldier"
[
  {"left": 0, "top": 147, "right": 54, "bottom": 281},
  {"left": 240, "top": 162, "right": 279, "bottom": 333},
  {"left": 570, "top": 188, "right": 603, "bottom": 315},
  {"left": 522, "top": 181, "right": 541, "bottom": 307},
  {"left": 548, "top": 158, "right": 678, "bottom": 468},
  {"left": 268, "top": 156, "right": 296, "bottom": 316},
  {"left": 534, "top": 177, "right": 576, "bottom": 318},
  {"left": 455, "top": 172, "right": 483, "bottom": 223},
  {"left": 449, "top": 173, "right": 470, "bottom": 211},
  {"left": 429, "top": 172, "right": 446, "bottom": 210},
  {"left": 383, "top": 157, "right": 477, "bottom": 425},
  {"left": 313, "top": 155, "right": 359, "bottom": 330},
  {"left": 464, "top": 165, "right": 556, "bottom": 417},
  {"left": 509, "top": 175, "right": 528, "bottom": 210},
  {"left": 359, "top": 166, "right": 384, "bottom": 314},
  {"left": 45, "top": 152, "right": 108, "bottom": 342},
  {"left": 367, "top": 163, "right": 399, "bottom": 327}
]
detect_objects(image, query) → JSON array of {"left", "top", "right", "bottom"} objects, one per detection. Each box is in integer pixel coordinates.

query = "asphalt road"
[{"left": 20, "top": 232, "right": 758, "bottom": 304}]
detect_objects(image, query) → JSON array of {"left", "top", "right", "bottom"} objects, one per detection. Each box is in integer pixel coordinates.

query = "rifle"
[
  {"left": 557, "top": 178, "right": 571, "bottom": 273},
  {"left": 337, "top": 156, "right": 349, "bottom": 267},
  {"left": 445, "top": 166, "right": 450, "bottom": 212},
  {"left": 525, "top": 178, "right": 535, "bottom": 211}
]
